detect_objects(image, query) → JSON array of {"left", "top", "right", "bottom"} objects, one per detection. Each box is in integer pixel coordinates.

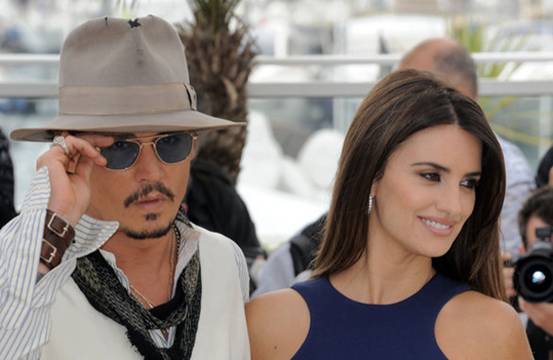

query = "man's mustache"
[{"left": 124, "top": 182, "right": 175, "bottom": 208}]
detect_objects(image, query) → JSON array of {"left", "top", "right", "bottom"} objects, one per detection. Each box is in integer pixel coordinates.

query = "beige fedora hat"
[{"left": 11, "top": 15, "right": 244, "bottom": 142}]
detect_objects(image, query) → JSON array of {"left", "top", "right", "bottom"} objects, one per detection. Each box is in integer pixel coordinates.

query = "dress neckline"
[{"left": 324, "top": 272, "right": 442, "bottom": 308}]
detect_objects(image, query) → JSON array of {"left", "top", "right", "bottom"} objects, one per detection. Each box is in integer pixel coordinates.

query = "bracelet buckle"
[
  {"left": 47, "top": 212, "right": 69, "bottom": 238},
  {"left": 40, "top": 239, "right": 58, "bottom": 264}
]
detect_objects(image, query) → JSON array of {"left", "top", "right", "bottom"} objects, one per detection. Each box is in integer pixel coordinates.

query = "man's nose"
[{"left": 133, "top": 143, "right": 164, "bottom": 181}]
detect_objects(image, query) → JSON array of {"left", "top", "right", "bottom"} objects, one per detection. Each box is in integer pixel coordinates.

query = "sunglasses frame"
[{"left": 100, "top": 132, "right": 198, "bottom": 171}]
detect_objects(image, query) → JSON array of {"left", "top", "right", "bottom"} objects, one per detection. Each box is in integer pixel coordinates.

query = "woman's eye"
[
  {"left": 420, "top": 172, "right": 440, "bottom": 182},
  {"left": 460, "top": 178, "right": 479, "bottom": 189}
]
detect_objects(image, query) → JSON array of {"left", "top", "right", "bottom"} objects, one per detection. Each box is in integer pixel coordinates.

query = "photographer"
[{"left": 510, "top": 187, "right": 553, "bottom": 359}]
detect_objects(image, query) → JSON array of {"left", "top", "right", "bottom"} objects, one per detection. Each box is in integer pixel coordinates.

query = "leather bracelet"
[{"left": 40, "top": 209, "right": 75, "bottom": 270}]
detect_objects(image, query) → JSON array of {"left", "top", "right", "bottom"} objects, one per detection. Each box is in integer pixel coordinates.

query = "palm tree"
[{"left": 177, "top": 0, "right": 257, "bottom": 184}]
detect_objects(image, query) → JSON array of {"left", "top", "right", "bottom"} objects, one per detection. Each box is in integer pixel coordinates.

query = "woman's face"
[{"left": 370, "top": 124, "right": 482, "bottom": 258}]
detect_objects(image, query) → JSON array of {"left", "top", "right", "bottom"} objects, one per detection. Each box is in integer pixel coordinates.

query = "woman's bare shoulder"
[
  {"left": 436, "top": 290, "right": 532, "bottom": 359},
  {"left": 246, "top": 289, "right": 310, "bottom": 360}
]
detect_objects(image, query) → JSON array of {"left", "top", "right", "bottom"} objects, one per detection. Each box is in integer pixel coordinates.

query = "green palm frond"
[
  {"left": 448, "top": 19, "right": 547, "bottom": 149},
  {"left": 190, "top": 0, "right": 241, "bottom": 32},
  {"left": 114, "top": 0, "right": 139, "bottom": 17},
  {"left": 449, "top": 18, "right": 528, "bottom": 80}
]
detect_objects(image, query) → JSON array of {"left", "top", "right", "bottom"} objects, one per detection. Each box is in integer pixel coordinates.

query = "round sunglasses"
[{"left": 99, "top": 132, "right": 196, "bottom": 170}]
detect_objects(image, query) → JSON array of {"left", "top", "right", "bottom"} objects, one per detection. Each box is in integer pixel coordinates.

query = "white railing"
[
  {"left": 1, "top": 53, "right": 553, "bottom": 97},
  {"left": 4, "top": 52, "right": 553, "bottom": 65},
  {"left": 1, "top": 80, "right": 552, "bottom": 98}
]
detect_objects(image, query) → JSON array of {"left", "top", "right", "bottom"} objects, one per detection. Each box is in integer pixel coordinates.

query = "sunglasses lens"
[
  {"left": 156, "top": 133, "right": 193, "bottom": 163},
  {"left": 100, "top": 141, "right": 140, "bottom": 170}
]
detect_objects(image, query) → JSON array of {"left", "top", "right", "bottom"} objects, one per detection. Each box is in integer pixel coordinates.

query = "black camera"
[{"left": 513, "top": 226, "right": 553, "bottom": 302}]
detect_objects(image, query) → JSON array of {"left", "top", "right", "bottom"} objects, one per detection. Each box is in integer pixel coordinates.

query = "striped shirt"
[
  {"left": 0, "top": 167, "right": 250, "bottom": 359},
  {"left": 498, "top": 136, "right": 535, "bottom": 256}
]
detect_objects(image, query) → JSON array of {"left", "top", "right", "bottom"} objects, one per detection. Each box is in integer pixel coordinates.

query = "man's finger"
[
  {"left": 501, "top": 251, "right": 513, "bottom": 266},
  {"left": 74, "top": 133, "right": 114, "bottom": 148},
  {"left": 519, "top": 297, "right": 531, "bottom": 314},
  {"left": 64, "top": 136, "right": 107, "bottom": 165},
  {"left": 74, "top": 154, "right": 95, "bottom": 181}
]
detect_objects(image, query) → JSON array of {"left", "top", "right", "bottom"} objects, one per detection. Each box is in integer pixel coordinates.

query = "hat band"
[{"left": 59, "top": 83, "right": 197, "bottom": 115}]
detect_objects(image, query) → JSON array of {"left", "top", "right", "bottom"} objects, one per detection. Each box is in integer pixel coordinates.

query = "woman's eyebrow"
[
  {"left": 411, "top": 162, "right": 481, "bottom": 177},
  {"left": 411, "top": 162, "right": 450, "bottom": 172}
]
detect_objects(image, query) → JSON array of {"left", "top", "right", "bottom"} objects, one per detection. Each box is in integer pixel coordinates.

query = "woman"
[{"left": 246, "top": 70, "right": 532, "bottom": 359}]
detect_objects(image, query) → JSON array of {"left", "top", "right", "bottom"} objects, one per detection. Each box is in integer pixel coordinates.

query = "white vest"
[{"left": 42, "top": 231, "right": 250, "bottom": 360}]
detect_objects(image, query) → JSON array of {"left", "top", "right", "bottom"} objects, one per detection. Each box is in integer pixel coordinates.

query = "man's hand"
[
  {"left": 502, "top": 252, "right": 516, "bottom": 298},
  {"left": 36, "top": 134, "right": 113, "bottom": 226},
  {"left": 520, "top": 298, "right": 553, "bottom": 335}
]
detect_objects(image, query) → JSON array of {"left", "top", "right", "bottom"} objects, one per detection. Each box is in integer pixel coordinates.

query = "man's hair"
[
  {"left": 535, "top": 146, "right": 553, "bottom": 188},
  {"left": 432, "top": 44, "right": 478, "bottom": 98},
  {"left": 518, "top": 186, "right": 553, "bottom": 248},
  {"left": 400, "top": 39, "right": 478, "bottom": 98}
]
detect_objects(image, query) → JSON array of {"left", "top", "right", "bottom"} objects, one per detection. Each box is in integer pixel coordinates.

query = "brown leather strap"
[{"left": 40, "top": 209, "right": 75, "bottom": 270}]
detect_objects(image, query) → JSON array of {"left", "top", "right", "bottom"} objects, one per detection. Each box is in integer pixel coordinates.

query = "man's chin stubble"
[{"left": 122, "top": 221, "right": 173, "bottom": 240}]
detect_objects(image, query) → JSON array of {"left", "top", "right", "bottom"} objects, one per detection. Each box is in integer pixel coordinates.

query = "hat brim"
[{"left": 10, "top": 110, "right": 245, "bottom": 142}]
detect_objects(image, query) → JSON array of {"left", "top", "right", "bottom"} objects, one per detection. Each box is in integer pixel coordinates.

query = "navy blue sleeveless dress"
[{"left": 291, "top": 273, "right": 470, "bottom": 359}]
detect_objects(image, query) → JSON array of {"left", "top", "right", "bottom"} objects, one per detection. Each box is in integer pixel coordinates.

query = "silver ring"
[{"left": 51, "top": 136, "right": 70, "bottom": 156}]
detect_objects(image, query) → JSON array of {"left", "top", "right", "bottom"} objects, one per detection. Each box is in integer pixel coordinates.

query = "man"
[
  {"left": 0, "top": 16, "right": 249, "bottom": 359},
  {"left": 512, "top": 187, "right": 553, "bottom": 360},
  {"left": 254, "top": 37, "right": 534, "bottom": 296}
]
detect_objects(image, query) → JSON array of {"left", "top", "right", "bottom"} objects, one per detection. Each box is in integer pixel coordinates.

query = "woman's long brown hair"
[{"left": 312, "top": 69, "right": 507, "bottom": 300}]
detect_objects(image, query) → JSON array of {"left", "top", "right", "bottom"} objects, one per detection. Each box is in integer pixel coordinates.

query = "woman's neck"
[{"left": 330, "top": 220, "right": 435, "bottom": 305}]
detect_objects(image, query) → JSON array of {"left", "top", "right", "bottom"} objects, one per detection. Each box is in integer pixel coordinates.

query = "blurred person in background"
[
  {"left": 185, "top": 157, "right": 265, "bottom": 292},
  {"left": 247, "top": 70, "right": 531, "bottom": 359},
  {"left": 0, "top": 16, "right": 250, "bottom": 359},
  {"left": 504, "top": 187, "right": 553, "bottom": 360},
  {"left": 0, "top": 127, "right": 17, "bottom": 227},
  {"left": 178, "top": 0, "right": 265, "bottom": 292},
  {"left": 254, "top": 36, "right": 535, "bottom": 297},
  {"left": 253, "top": 213, "right": 325, "bottom": 296}
]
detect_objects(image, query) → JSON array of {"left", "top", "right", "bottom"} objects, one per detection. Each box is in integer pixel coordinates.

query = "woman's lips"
[{"left": 418, "top": 216, "right": 454, "bottom": 236}]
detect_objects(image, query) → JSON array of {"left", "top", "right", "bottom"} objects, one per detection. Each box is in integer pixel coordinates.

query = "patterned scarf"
[{"left": 72, "top": 219, "right": 202, "bottom": 360}]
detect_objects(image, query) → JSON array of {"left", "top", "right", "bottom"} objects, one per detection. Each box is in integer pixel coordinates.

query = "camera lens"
[
  {"left": 515, "top": 258, "right": 553, "bottom": 302},
  {"left": 524, "top": 264, "right": 552, "bottom": 293},
  {"left": 513, "top": 240, "right": 553, "bottom": 302}
]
